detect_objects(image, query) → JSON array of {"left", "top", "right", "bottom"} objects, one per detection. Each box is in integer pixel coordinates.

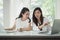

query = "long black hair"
[
  {"left": 17, "top": 7, "right": 29, "bottom": 18},
  {"left": 32, "top": 7, "right": 44, "bottom": 26},
  {"left": 16, "top": 7, "right": 31, "bottom": 23}
]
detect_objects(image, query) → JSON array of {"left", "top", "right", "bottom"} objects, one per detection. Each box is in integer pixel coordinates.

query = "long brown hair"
[{"left": 32, "top": 7, "right": 44, "bottom": 26}]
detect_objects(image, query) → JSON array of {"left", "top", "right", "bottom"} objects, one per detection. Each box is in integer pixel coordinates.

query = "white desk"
[{"left": 0, "top": 29, "right": 60, "bottom": 36}]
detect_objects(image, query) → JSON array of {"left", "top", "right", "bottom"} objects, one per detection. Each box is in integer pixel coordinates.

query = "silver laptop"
[{"left": 51, "top": 19, "right": 60, "bottom": 34}]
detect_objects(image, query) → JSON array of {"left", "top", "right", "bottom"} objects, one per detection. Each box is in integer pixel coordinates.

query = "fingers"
[
  {"left": 17, "top": 28, "right": 23, "bottom": 32},
  {"left": 4, "top": 27, "right": 13, "bottom": 30},
  {"left": 43, "top": 22, "right": 49, "bottom": 26}
]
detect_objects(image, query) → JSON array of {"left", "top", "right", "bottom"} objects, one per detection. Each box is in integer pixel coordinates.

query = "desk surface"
[{"left": 0, "top": 29, "right": 60, "bottom": 36}]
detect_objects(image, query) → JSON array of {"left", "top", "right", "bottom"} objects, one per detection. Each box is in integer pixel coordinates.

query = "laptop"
[
  {"left": 38, "top": 19, "right": 60, "bottom": 35},
  {"left": 51, "top": 19, "right": 60, "bottom": 34}
]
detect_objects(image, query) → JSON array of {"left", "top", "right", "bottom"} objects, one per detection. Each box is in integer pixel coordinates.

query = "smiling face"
[
  {"left": 34, "top": 10, "right": 41, "bottom": 19},
  {"left": 22, "top": 11, "right": 29, "bottom": 19},
  {"left": 33, "top": 7, "right": 43, "bottom": 26}
]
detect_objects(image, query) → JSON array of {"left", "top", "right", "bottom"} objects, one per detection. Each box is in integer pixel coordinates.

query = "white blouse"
[
  {"left": 15, "top": 18, "right": 29, "bottom": 29},
  {"left": 32, "top": 17, "right": 50, "bottom": 32}
]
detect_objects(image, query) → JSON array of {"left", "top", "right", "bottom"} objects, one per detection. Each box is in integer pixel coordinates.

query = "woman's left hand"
[
  {"left": 38, "top": 22, "right": 48, "bottom": 29},
  {"left": 38, "top": 26, "right": 43, "bottom": 30}
]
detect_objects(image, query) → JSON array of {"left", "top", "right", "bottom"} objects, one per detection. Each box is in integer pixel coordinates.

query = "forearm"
[
  {"left": 38, "top": 24, "right": 44, "bottom": 29},
  {"left": 38, "top": 22, "right": 50, "bottom": 30},
  {"left": 5, "top": 26, "right": 16, "bottom": 30},
  {"left": 22, "top": 26, "right": 32, "bottom": 31},
  {"left": 22, "top": 23, "right": 32, "bottom": 31}
]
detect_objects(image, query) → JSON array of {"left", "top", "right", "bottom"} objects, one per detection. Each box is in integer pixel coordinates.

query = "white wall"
[
  {"left": 3, "top": 0, "right": 16, "bottom": 27},
  {"left": 3, "top": 0, "right": 10, "bottom": 27},
  {"left": 55, "top": 0, "right": 60, "bottom": 19}
]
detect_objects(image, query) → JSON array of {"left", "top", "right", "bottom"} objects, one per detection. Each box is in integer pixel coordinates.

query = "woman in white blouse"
[
  {"left": 32, "top": 7, "right": 50, "bottom": 32},
  {"left": 5, "top": 7, "right": 32, "bottom": 32}
]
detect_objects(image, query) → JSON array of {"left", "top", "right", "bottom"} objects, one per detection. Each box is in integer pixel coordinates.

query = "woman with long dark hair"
[
  {"left": 32, "top": 7, "right": 50, "bottom": 32},
  {"left": 5, "top": 7, "right": 32, "bottom": 32}
]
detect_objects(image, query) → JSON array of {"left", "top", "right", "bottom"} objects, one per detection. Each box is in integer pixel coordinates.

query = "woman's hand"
[
  {"left": 38, "top": 22, "right": 50, "bottom": 30},
  {"left": 5, "top": 27, "right": 13, "bottom": 31},
  {"left": 5, "top": 26, "right": 16, "bottom": 31},
  {"left": 38, "top": 26, "right": 43, "bottom": 31},
  {"left": 38, "top": 26, "right": 42, "bottom": 29},
  {"left": 17, "top": 28, "right": 23, "bottom": 32},
  {"left": 17, "top": 27, "right": 32, "bottom": 32}
]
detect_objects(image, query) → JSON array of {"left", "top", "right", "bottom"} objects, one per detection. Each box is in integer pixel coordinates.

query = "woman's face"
[
  {"left": 22, "top": 11, "right": 29, "bottom": 19},
  {"left": 34, "top": 10, "right": 41, "bottom": 19}
]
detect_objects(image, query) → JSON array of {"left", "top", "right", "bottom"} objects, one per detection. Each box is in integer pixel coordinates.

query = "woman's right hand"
[{"left": 17, "top": 28, "right": 23, "bottom": 32}]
